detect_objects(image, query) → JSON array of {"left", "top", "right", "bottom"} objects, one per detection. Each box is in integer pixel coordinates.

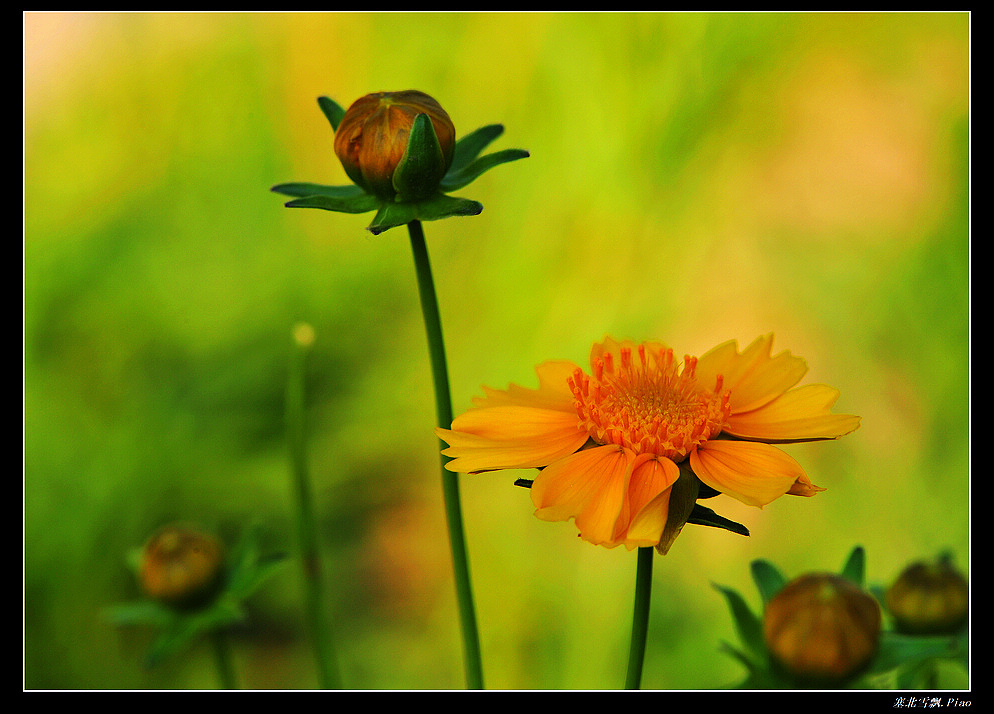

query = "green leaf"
[
  {"left": 449, "top": 124, "right": 505, "bottom": 173},
  {"left": 271, "top": 182, "right": 365, "bottom": 199},
  {"left": 750, "top": 559, "right": 788, "bottom": 605},
  {"left": 284, "top": 193, "right": 380, "bottom": 214},
  {"left": 840, "top": 545, "right": 866, "bottom": 587},
  {"left": 440, "top": 148, "right": 530, "bottom": 192},
  {"left": 687, "top": 503, "right": 750, "bottom": 536},
  {"left": 713, "top": 583, "right": 766, "bottom": 663},
  {"left": 317, "top": 96, "right": 346, "bottom": 131}
]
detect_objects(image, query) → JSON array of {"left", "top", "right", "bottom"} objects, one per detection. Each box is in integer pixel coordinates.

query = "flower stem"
[
  {"left": 407, "top": 219, "right": 484, "bottom": 690},
  {"left": 625, "top": 546, "right": 654, "bottom": 689},
  {"left": 211, "top": 630, "right": 238, "bottom": 689},
  {"left": 287, "top": 323, "right": 342, "bottom": 689}
]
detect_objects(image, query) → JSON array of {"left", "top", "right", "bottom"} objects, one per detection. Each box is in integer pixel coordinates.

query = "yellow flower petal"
[
  {"left": 724, "top": 383, "right": 861, "bottom": 442},
  {"left": 470, "top": 360, "right": 580, "bottom": 413},
  {"left": 621, "top": 455, "right": 680, "bottom": 548},
  {"left": 436, "top": 406, "right": 588, "bottom": 473},
  {"left": 690, "top": 440, "right": 805, "bottom": 507},
  {"left": 696, "top": 334, "right": 809, "bottom": 413},
  {"left": 531, "top": 445, "right": 634, "bottom": 546}
]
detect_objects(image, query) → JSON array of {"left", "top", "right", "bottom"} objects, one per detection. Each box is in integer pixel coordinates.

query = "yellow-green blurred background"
[{"left": 24, "top": 12, "right": 969, "bottom": 690}]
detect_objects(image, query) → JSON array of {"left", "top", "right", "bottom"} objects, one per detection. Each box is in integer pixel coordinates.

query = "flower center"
[{"left": 568, "top": 344, "right": 731, "bottom": 460}]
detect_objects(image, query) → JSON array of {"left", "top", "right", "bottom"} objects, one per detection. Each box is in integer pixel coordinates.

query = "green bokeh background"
[{"left": 24, "top": 12, "right": 970, "bottom": 690}]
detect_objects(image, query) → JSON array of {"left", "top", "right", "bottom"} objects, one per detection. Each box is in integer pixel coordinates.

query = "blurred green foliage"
[{"left": 24, "top": 12, "right": 969, "bottom": 690}]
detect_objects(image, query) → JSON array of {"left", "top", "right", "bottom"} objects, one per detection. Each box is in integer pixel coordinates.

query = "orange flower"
[{"left": 436, "top": 335, "right": 860, "bottom": 551}]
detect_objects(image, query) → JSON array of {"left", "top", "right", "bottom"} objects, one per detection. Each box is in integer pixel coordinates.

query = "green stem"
[
  {"left": 625, "top": 546, "right": 654, "bottom": 690},
  {"left": 287, "top": 323, "right": 342, "bottom": 689},
  {"left": 407, "top": 219, "right": 484, "bottom": 690},
  {"left": 211, "top": 630, "right": 238, "bottom": 689}
]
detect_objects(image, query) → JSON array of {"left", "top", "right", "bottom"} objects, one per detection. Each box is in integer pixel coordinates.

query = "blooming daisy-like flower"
[{"left": 436, "top": 335, "right": 860, "bottom": 553}]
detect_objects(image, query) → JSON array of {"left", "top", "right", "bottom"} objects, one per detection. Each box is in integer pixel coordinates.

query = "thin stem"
[
  {"left": 407, "top": 219, "right": 484, "bottom": 690},
  {"left": 287, "top": 323, "right": 342, "bottom": 689},
  {"left": 211, "top": 630, "right": 238, "bottom": 690},
  {"left": 625, "top": 546, "right": 654, "bottom": 690}
]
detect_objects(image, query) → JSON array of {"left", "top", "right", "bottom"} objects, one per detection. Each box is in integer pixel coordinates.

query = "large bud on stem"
[{"left": 333, "top": 90, "right": 456, "bottom": 202}]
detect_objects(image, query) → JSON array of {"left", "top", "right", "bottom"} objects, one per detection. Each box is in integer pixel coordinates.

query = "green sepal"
[
  {"left": 367, "top": 193, "right": 483, "bottom": 235},
  {"left": 839, "top": 545, "right": 867, "bottom": 588},
  {"left": 713, "top": 582, "right": 767, "bottom": 665},
  {"left": 656, "top": 461, "right": 701, "bottom": 554},
  {"left": 864, "top": 631, "right": 965, "bottom": 678},
  {"left": 695, "top": 481, "right": 721, "bottom": 498},
  {"left": 271, "top": 182, "right": 366, "bottom": 199},
  {"left": 686, "top": 503, "right": 750, "bottom": 537},
  {"left": 750, "top": 559, "right": 788, "bottom": 605},
  {"left": 440, "top": 147, "right": 531, "bottom": 192},
  {"left": 284, "top": 192, "right": 381, "bottom": 214},
  {"left": 449, "top": 124, "right": 505, "bottom": 173},
  {"left": 414, "top": 193, "right": 484, "bottom": 222},
  {"left": 719, "top": 641, "right": 786, "bottom": 689},
  {"left": 104, "top": 594, "right": 246, "bottom": 669},
  {"left": 366, "top": 201, "right": 419, "bottom": 235},
  {"left": 144, "top": 597, "right": 245, "bottom": 668},
  {"left": 317, "top": 96, "right": 346, "bottom": 131},
  {"left": 104, "top": 599, "right": 177, "bottom": 629},
  {"left": 393, "top": 113, "right": 448, "bottom": 203},
  {"left": 223, "top": 523, "right": 290, "bottom": 602}
]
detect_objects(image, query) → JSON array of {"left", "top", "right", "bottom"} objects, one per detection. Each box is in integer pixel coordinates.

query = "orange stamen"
[{"left": 569, "top": 344, "right": 731, "bottom": 460}]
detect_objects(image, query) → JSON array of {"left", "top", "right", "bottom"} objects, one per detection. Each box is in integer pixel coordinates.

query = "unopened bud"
[
  {"left": 885, "top": 556, "right": 969, "bottom": 635},
  {"left": 763, "top": 572, "right": 881, "bottom": 684},
  {"left": 139, "top": 524, "right": 225, "bottom": 609},
  {"left": 333, "top": 90, "right": 456, "bottom": 201}
]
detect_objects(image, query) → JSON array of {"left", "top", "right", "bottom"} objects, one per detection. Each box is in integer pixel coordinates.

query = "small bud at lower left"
[{"left": 139, "top": 524, "right": 225, "bottom": 609}]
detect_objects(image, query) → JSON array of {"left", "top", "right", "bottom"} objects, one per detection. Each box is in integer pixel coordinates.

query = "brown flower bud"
[
  {"left": 139, "top": 524, "right": 225, "bottom": 609},
  {"left": 333, "top": 90, "right": 456, "bottom": 201},
  {"left": 885, "top": 557, "right": 969, "bottom": 635},
  {"left": 763, "top": 572, "right": 882, "bottom": 684}
]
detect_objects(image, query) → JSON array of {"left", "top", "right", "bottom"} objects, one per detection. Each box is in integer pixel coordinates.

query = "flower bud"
[
  {"left": 885, "top": 557, "right": 969, "bottom": 635},
  {"left": 763, "top": 572, "right": 882, "bottom": 684},
  {"left": 139, "top": 524, "right": 225, "bottom": 609},
  {"left": 333, "top": 90, "right": 456, "bottom": 201}
]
